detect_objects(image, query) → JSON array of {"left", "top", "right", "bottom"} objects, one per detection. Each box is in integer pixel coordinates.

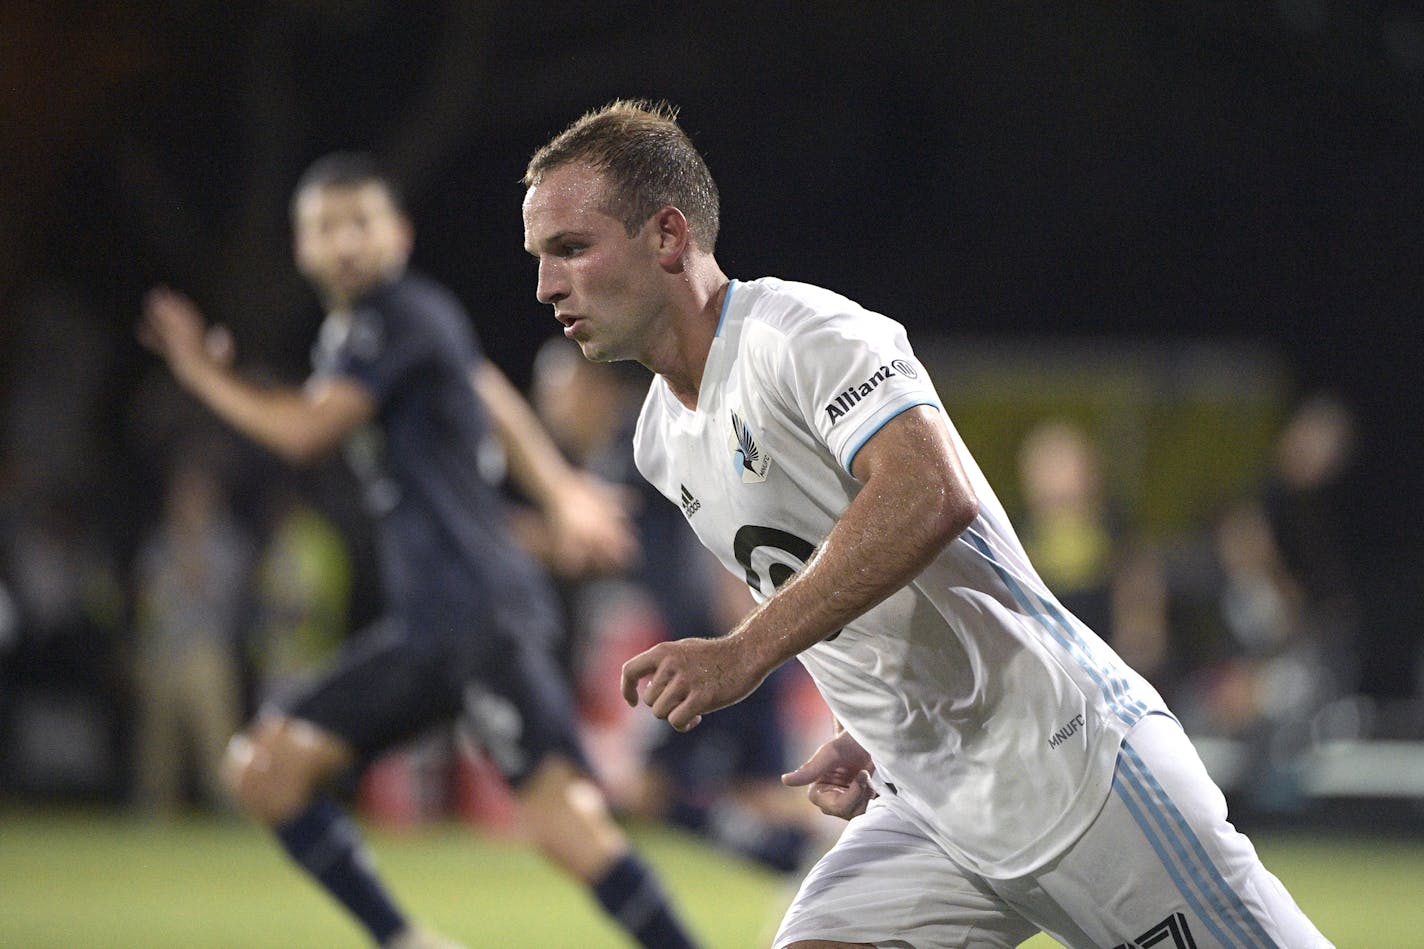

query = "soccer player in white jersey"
[{"left": 523, "top": 100, "right": 1332, "bottom": 949}]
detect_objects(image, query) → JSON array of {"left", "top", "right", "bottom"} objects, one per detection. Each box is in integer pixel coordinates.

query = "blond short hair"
[{"left": 524, "top": 99, "right": 720, "bottom": 252}]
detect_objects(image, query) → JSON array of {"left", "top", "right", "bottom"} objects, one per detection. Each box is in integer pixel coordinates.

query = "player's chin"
[
  {"left": 573, "top": 336, "right": 612, "bottom": 363},
  {"left": 330, "top": 267, "right": 382, "bottom": 300}
]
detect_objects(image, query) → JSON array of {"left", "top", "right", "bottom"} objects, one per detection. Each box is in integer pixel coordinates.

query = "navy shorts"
[{"left": 280, "top": 614, "right": 589, "bottom": 787}]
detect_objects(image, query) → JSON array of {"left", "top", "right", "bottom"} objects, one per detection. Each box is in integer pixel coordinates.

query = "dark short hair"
[
  {"left": 524, "top": 99, "right": 720, "bottom": 252},
  {"left": 290, "top": 151, "right": 405, "bottom": 220}
]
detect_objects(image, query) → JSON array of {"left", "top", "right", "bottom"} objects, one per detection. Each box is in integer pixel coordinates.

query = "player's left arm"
[
  {"left": 622, "top": 404, "right": 979, "bottom": 731},
  {"left": 139, "top": 286, "right": 374, "bottom": 465},
  {"left": 471, "top": 361, "right": 638, "bottom": 575},
  {"left": 782, "top": 724, "right": 877, "bottom": 820}
]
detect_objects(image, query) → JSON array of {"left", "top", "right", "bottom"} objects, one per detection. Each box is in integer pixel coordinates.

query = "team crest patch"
[{"left": 729, "top": 410, "right": 772, "bottom": 483}]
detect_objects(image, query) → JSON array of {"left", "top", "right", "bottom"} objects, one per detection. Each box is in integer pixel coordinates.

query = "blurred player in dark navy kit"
[{"left": 138, "top": 152, "right": 700, "bottom": 949}]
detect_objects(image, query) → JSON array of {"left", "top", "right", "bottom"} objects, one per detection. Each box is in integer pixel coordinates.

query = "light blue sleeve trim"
[
  {"left": 714, "top": 279, "right": 737, "bottom": 338},
  {"left": 842, "top": 400, "right": 939, "bottom": 474}
]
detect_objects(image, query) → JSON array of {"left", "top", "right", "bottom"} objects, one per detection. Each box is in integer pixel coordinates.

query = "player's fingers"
[
  {"left": 781, "top": 741, "right": 838, "bottom": 787},
  {"left": 821, "top": 793, "right": 862, "bottom": 820},
  {"left": 602, "top": 529, "right": 640, "bottom": 571},
  {"left": 807, "top": 774, "right": 871, "bottom": 820},
  {"left": 147, "top": 287, "right": 204, "bottom": 331},
  {"left": 667, "top": 696, "right": 703, "bottom": 732},
  {"left": 640, "top": 653, "right": 682, "bottom": 706},
  {"left": 144, "top": 286, "right": 180, "bottom": 319},
  {"left": 591, "top": 513, "right": 639, "bottom": 566},
  {"left": 137, "top": 308, "right": 181, "bottom": 353},
  {"left": 142, "top": 299, "right": 186, "bottom": 339},
  {"left": 648, "top": 675, "right": 686, "bottom": 721},
  {"left": 804, "top": 783, "right": 844, "bottom": 814},
  {"left": 206, "top": 324, "right": 235, "bottom": 365},
  {"left": 669, "top": 712, "right": 702, "bottom": 733},
  {"left": 620, "top": 651, "right": 658, "bottom": 706}
]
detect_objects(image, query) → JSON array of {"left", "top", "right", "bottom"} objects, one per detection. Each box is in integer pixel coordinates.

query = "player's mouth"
[
  {"left": 336, "top": 263, "right": 376, "bottom": 292},
  {"left": 557, "top": 312, "right": 586, "bottom": 337}
]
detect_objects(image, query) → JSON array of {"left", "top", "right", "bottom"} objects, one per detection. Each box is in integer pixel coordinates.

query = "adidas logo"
[{"left": 680, "top": 483, "right": 702, "bottom": 518}]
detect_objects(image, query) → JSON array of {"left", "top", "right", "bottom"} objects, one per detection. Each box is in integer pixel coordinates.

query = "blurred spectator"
[
  {"left": 1170, "top": 393, "right": 1370, "bottom": 808},
  {"left": 1191, "top": 499, "right": 1322, "bottom": 736},
  {"left": 128, "top": 443, "right": 254, "bottom": 815},
  {"left": 1, "top": 485, "right": 126, "bottom": 797},
  {"left": 1259, "top": 392, "right": 1362, "bottom": 695},
  {"left": 1015, "top": 419, "right": 1170, "bottom": 681},
  {"left": 9, "top": 495, "right": 115, "bottom": 646},
  {"left": 517, "top": 337, "right": 832, "bottom": 874},
  {"left": 247, "top": 484, "right": 352, "bottom": 707}
]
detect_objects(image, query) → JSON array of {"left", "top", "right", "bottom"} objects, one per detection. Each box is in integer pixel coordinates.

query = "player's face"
[
  {"left": 522, "top": 163, "right": 666, "bottom": 364},
  {"left": 293, "top": 182, "right": 413, "bottom": 308}
]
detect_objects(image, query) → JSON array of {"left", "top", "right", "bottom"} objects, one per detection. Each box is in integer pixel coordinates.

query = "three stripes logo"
[
  {"left": 1111, "top": 912, "right": 1197, "bottom": 949},
  {"left": 680, "top": 484, "right": 701, "bottom": 518}
]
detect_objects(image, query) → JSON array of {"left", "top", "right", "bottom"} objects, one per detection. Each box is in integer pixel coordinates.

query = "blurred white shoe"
[{"left": 383, "top": 926, "right": 468, "bottom": 949}]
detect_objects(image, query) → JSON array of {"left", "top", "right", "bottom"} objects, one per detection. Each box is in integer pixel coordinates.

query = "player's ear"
[
  {"left": 651, "top": 206, "right": 691, "bottom": 270},
  {"left": 394, "top": 212, "right": 416, "bottom": 257}
]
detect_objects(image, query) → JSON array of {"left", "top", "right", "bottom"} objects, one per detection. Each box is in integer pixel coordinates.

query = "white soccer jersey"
[{"left": 634, "top": 277, "right": 1170, "bottom": 878}]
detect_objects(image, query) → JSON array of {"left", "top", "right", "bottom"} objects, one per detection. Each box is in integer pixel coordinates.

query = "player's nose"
[{"left": 536, "top": 258, "right": 569, "bottom": 306}]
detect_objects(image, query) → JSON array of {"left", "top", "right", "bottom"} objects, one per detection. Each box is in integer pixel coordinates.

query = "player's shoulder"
[
  {"left": 733, "top": 278, "right": 909, "bottom": 373},
  {"left": 362, "top": 271, "right": 477, "bottom": 350},
  {"left": 737, "top": 277, "right": 861, "bottom": 327},
  {"left": 735, "top": 277, "right": 902, "bottom": 341},
  {"left": 370, "top": 271, "right": 467, "bottom": 324}
]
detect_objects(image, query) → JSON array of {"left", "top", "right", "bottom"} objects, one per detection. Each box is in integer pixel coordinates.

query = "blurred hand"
[
  {"left": 545, "top": 473, "right": 640, "bottom": 576},
  {"left": 620, "top": 635, "right": 767, "bottom": 732},
  {"left": 138, "top": 286, "right": 233, "bottom": 382},
  {"left": 204, "top": 323, "right": 236, "bottom": 367},
  {"left": 782, "top": 729, "right": 877, "bottom": 820}
]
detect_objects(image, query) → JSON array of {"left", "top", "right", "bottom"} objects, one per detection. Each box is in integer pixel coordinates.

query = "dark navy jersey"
[{"left": 310, "top": 270, "right": 557, "bottom": 645}]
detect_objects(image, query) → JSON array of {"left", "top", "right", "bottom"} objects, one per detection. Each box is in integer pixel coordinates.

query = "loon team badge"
[{"left": 729, "top": 410, "right": 772, "bottom": 483}]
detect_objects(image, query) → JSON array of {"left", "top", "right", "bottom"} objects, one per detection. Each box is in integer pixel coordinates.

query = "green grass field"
[{"left": 1, "top": 807, "right": 1420, "bottom": 948}]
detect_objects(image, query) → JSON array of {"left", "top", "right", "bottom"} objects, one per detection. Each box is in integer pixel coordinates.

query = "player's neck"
[{"left": 653, "top": 274, "right": 728, "bottom": 411}]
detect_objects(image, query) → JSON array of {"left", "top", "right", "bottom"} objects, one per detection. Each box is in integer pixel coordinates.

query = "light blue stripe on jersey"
[
  {"left": 1113, "top": 739, "right": 1279, "bottom": 949},
  {"left": 714, "top": 279, "right": 737, "bottom": 337},
  {"left": 1045, "top": 593, "right": 1147, "bottom": 721},
  {"left": 966, "top": 530, "right": 1147, "bottom": 727},
  {"left": 842, "top": 400, "right": 939, "bottom": 473}
]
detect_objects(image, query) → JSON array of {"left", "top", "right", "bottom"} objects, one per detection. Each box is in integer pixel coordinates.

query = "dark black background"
[{"left": 3, "top": 4, "right": 1421, "bottom": 685}]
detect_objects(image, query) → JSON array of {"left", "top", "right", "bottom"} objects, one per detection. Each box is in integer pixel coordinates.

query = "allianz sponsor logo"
[
  {"left": 1047, "top": 712, "right": 1085, "bottom": 750},
  {"left": 823, "top": 359, "right": 917, "bottom": 424}
]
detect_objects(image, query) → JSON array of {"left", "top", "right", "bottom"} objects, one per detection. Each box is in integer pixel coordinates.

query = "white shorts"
[{"left": 773, "top": 714, "right": 1333, "bottom": 948}]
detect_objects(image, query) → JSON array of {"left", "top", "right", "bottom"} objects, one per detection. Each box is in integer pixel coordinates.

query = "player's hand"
[
  {"left": 139, "top": 286, "right": 233, "bottom": 381},
  {"left": 782, "top": 729, "right": 877, "bottom": 820},
  {"left": 545, "top": 472, "right": 640, "bottom": 576},
  {"left": 620, "top": 635, "right": 766, "bottom": 732}
]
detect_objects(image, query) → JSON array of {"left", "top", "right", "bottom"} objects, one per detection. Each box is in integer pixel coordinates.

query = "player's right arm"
[
  {"left": 139, "top": 286, "right": 374, "bottom": 465},
  {"left": 622, "top": 404, "right": 978, "bottom": 731}
]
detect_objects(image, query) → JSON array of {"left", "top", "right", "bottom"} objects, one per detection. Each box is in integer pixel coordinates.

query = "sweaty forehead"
[{"left": 523, "top": 165, "right": 617, "bottom": 240}]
